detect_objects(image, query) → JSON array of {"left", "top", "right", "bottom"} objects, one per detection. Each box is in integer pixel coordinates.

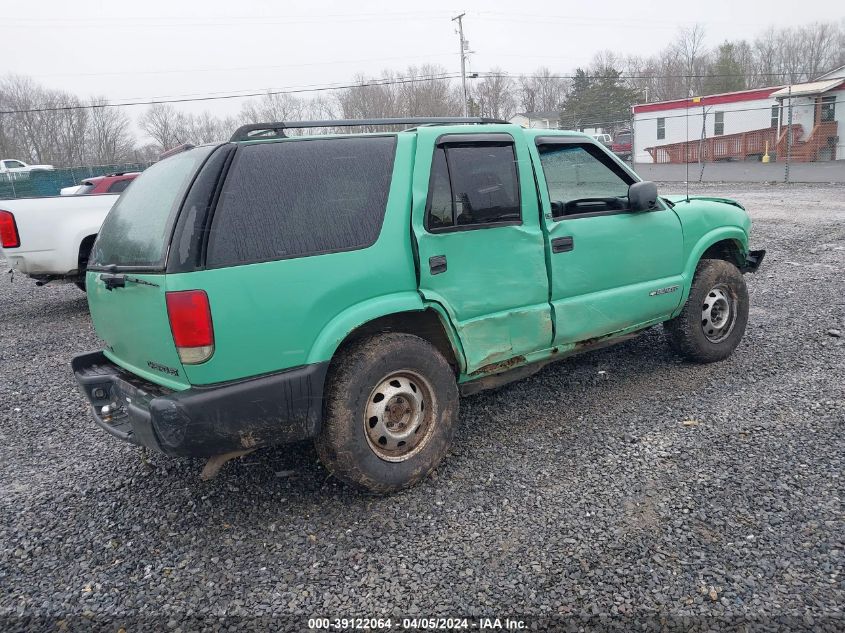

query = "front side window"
[
  {"left": 206, "top": 136, "right": 396, "bottom": 267},
  {"left": 656, "top": 118, "right": 666, "bottom": 140},
  {"left": 425, "top": 143, "right": 521, "bottom": 231},
  {"left": 5, "top": 160, "right": 25, "bottom": 169},
  {"left": 714, "top": 112, "right": 725, "bottom": 136},
  {"left": 538, "top": 143, "right": 634, "bottom": 217}
]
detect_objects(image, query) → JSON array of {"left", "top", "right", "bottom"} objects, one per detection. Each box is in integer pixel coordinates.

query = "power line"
[
  {"left": 0, "top": 11, "right": 450, "bottom": 27},
  {"left": 489, "top": 71, "right": 824, "bottom": 79},
  {"left": 0, "top": 69, "right": 836, "bottom": 116},
  {"left": 27, "top": 53, "right": 455, "bottom": 80},
  {"left": 0, "top": 72, "right": 462, "bottom": 115}
]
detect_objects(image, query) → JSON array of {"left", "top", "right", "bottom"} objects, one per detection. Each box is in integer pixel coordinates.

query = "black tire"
[
  {"left": 664, "top": 258, "right": 749, "bottom": 363},
  {"left": 74, "top": 281, "right": 86, "bottom": 292},
  {"left": 316, "top": 333, "right": 459, "bottom": 494}
]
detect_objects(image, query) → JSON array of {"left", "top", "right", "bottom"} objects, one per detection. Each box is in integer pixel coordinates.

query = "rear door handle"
[
  {"left": 429, "top": 255, "right": 447, "bottom": 275},
  {"left": 551, "top": 236, "right": 574, "bottom": 253}
]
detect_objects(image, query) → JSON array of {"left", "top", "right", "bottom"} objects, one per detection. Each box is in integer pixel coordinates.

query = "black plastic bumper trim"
[
  {"left": 741, "top": 249, "right": 766, "bottom": 274},
  {"left": 72, "top": 352, "right": 328, "bottom": 457}
]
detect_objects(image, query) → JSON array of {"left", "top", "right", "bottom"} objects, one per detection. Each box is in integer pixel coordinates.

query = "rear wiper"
[{"left": 99, "top": 273, "right": 160, "bottom": 291}]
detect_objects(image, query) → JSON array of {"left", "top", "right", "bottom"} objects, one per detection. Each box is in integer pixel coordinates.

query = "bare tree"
[
  {"left": 51, "top": 91, "right": 88, "bottom": 166},
  {"left": 336, "top": 72, "right": 400, "bottom": 131},
  {"left": 184, "top": 110, "right": 234, "bottom": 144},
  {"left": 240, "top": 92, "right": 305, "bottom": 123},
  {"left": 396, "top": 64, "right": 460, "bottom": 116},
  {"left": 797, "top": 22, "right": 841, "bottom": 80},
  {"left": 676, "top": 24, "right": 708, "bottom": 96},
  {"left": 471, "top": 70, "right": 517, "bottom": 120},
  {"left": 1, "top": 75, "right": 52, "bottom": 163},
  {"left": 139, "top": 103, "right": 189, "bottom": 153},
  {"left": 87, "top": 98, "right": 134, "bottom": 164},
  {"left": 752, "top": 26, "right": 782, "bottom": 87},
  {"left": 518, "top": 67, "right": 567, "bottom": 113}
]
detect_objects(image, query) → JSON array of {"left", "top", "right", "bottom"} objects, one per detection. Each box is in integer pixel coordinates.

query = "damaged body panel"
[{"left": 411, "top": 125, "right": 554, "bottom": 374}]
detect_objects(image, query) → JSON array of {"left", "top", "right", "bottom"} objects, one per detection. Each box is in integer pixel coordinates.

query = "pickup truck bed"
[{"left": 0, "top": 194, "right": 118, "bottom": 285}]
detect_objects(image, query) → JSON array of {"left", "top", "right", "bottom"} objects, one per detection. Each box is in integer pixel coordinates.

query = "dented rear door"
[{"left": 411, "top": 125, "right": 552, "bottom": 374}]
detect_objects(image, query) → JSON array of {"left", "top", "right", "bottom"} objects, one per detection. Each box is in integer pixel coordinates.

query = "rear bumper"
[
  {"left": 741, "top": 249, "right": 766, "bottom": 273},
  {"left": 72, "top": 351, "right": 328, "bottom": 457},
  {"left": 5, "top": 250, "right": 76, "bottom": 277}
]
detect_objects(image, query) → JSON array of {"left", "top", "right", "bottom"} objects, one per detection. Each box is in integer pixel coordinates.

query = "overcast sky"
[{"left": 3, "top": 0, "right": 843, "bottom": 120}]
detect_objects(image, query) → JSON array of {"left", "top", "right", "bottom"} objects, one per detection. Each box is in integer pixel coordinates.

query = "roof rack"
[
  {"left": 229, "top": 117, "right": 510, "bottom": 142},
  {"left": 159, "top": 143, "right": 196, "bottom": 160}
]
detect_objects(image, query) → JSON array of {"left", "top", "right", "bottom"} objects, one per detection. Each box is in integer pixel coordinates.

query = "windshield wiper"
[{"left": 99, "top": 273, "right": 160, "bottom": 291}]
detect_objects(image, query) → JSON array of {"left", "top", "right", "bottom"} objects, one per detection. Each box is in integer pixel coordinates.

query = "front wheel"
[
  {"left": 316, "top": 333, "right": 459, "bottom": 493},
  {"left": 664, "top": 259, "right": 749, "bottom": 363}
]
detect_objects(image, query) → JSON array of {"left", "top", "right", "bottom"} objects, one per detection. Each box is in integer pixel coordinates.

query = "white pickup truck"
[
  {"left": 0, "top": 194, "right": 119, "bottom": 289},
  {"left": 1, "top": 159, "right": 55, "bottom": 176}
]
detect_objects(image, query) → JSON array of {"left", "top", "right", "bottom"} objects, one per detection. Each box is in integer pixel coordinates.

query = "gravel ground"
[{"left": 1, "top": 183, "right": 843, "bottom": 632}]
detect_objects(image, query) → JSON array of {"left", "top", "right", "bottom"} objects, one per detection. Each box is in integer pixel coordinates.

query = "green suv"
[{"left": 72, "top": 117, "right": 765, "bottom": 493}]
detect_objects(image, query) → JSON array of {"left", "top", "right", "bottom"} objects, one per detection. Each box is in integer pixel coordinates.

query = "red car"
[
  {"left": 611, "top": 131, "right": 632, "bottom": 161},
  {"left": 61, "top": 172, "right": 140, "bottom": 196}
]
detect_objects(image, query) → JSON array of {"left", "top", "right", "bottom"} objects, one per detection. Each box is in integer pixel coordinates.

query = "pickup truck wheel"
[
  {"left": 316, "top": 333, "right": 459, "bottom": 493},
  {"left": 664, "top": 259, "right": 748, "bottom": 363}
]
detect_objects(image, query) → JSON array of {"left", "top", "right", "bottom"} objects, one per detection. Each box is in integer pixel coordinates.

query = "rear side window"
[
  {"left": 206, "top": 136, "right": 396, "bottom": 267},
  {"left": 425, "top": 143, "right": 521, "bottom": 231},
  {"left": 90, "top": 146, "right": 215, "bottom": 269}
]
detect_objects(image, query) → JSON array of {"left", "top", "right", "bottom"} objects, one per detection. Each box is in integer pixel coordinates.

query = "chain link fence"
[{"left": 0, "top": 162, "right": 153, "bottom": 199}]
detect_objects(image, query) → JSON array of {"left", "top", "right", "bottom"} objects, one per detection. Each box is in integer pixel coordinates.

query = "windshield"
[{"left": 90, "top": 145, "right": 216, "bottom": 269}]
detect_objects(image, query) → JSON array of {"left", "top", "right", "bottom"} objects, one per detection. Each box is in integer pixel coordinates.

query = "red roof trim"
[{"left": 633, "top": 87, "right": 784, "bottom": 114}]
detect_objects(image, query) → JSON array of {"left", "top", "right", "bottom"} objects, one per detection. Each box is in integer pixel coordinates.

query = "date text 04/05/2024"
[{"left": 307, "top": 617, "right": 527, "bottom": 630}]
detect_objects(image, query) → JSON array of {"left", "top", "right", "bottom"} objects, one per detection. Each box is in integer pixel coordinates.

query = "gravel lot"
[{"left": 1, "top": 183, "right": 843, "bottom": 631}]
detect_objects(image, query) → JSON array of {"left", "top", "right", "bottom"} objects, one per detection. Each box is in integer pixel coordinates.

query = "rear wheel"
[
  {"left": 316, "top": 333, "right": 459, "bottom": 493},
  {"left": 664, "top": 259, "right": 749, "bottom": 363}
]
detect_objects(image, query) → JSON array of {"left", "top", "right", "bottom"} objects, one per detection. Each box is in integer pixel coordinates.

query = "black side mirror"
[{"left": 629, "top": 181, "right": 658, "bottom": 212}]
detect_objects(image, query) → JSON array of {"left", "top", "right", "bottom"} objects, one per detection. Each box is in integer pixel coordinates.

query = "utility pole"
[{"left": 452, "top": 13, "right": 469, "bottom": 117}]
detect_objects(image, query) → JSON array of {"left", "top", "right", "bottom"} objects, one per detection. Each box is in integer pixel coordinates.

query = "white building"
[
  {"left": 632, "top": 71, "right": 845, "bottom": 163},
  {"left": 509, "top": 111, "right": 560, "bottom": 129}
]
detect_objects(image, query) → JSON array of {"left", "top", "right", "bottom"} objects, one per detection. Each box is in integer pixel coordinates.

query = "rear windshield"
[
  {"left": 206, "top": 136, "right": 396, "bottom": 267},
  {"left": 90, "top": 146, "right": 215, "bottom": 269}
]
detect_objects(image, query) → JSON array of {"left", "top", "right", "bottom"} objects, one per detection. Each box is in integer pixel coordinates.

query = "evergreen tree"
[
  {"left": 559, "top": 67, "right": 640, "bottom": 130},
  {"left": 702, "top": 42, "right": 747, "bottom": 95}
]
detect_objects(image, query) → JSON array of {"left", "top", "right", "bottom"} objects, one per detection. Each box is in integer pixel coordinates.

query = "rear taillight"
[
  {"left": 0, "top": 211, "right": 20, "bottom": 248},
  {"left": 166, "top": 290, "right": 214, "bottom": 364}
]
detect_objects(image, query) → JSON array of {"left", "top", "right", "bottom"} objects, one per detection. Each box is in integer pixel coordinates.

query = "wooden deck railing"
[{"left": 647, "top": 122, "right": 838, "bottom": 163}]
